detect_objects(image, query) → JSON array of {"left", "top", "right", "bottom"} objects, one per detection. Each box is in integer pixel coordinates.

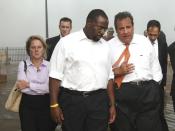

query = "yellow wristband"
[{"left": 50, "top": 103, "right": 59, "bottom": 108}]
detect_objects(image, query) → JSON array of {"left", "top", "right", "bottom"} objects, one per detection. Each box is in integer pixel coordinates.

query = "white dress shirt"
[
  {"left": 108, "top": 34, "right": 162, "bottom": 82},
  {"left": 49, "top": 30, "right": 113, "bottom": 91},
  {"left": 146, "top": 37, "right": 159, "bottom": 57},
  {"left": 152, "top": 39, "right": 159, "bottom": 58}
]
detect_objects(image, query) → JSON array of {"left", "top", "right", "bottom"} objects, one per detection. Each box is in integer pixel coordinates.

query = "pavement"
[
  {"left": 0, "top": 63, "right": 61, "bottom": 131},
  {"left": 0, "top": 63, "right": 175, "bottom": 131}
]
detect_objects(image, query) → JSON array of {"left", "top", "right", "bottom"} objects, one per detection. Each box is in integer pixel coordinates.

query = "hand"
[
  {"left": 113, "top": 61, "right": 134, "bottom": 76},
  {"left": 51, "top": 107, "right": 64, "bottom": 124},
  {"left": 16, "top": 80, "right": 29, "bottom": 90},
  {"left": 108, "top": 105, "right": 116, "bottom": 124}
]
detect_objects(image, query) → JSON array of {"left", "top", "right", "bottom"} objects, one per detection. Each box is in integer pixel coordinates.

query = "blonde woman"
[{"left": 16, "top": 35, "right": 56, "bottom": 131}]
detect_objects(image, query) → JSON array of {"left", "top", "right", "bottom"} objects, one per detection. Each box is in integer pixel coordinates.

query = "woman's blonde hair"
[{"left": 26, "top": 35, "right": 47, "bottom": 58}]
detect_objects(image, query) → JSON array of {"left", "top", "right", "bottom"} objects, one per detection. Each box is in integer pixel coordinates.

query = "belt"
[
  {"left": 61, "top": 87, "right": 106, "bottom": 97},
  {"left": 123, "top": 80, "right": 151, "bottom": 86},
  {"left": 22, "top": 93, "right": 49, "bottom": 98}
]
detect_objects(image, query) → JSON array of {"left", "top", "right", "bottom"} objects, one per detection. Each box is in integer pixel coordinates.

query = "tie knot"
[
  {"left": 125, "top": 44, "right": 129, "bottom": 49},
  {"left": 151, "top": 41, "right": 155, "bottom": 45},
  {"left": 125, "top": 44, "right": 129, "bottom": 47}
]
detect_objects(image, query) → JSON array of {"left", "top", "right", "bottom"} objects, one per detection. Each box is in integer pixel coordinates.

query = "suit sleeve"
[
  {"left": 168, "top": 42, "right": 175, "bottom": 96},
  {"left": 160, "top": 40, "right": 168, "bottom": 86}
]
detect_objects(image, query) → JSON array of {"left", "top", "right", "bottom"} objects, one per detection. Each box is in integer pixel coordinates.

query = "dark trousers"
[
  {"left": 19, "top": 93, "right": 57, "bottom": 131},
  {"left": 59, "top": 88, "right": 109, "bottom": 131},
  {"left": 113, "top": 80, "right": 162, "bottom": 131},
  {"left": 159, "top": 85, "right": 169, "bottom": 131},
  {"left": 171, "top": 74, "right": 175, "bottom": 112}
]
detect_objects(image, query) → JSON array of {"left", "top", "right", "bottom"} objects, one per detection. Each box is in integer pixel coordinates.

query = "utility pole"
[{"left": 45, "top": 0, "right": 49, "bottom": 38}]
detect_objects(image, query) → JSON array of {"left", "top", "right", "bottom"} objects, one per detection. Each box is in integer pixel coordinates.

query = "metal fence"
[
  {"left": 0, "top": 47, "right": 27, "bottom": 82},
  {"left": 0, "top": 47, "right": 27, "bottom": 64}
]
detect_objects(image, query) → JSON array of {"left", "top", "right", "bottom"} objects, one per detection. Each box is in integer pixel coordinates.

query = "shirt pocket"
[{"left": 131, "top": 51, "right": 150, "bottom": 68}]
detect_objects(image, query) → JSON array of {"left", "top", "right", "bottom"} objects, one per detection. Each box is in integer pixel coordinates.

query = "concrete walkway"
[
  {"left": 0, "top": 63, "right": 175, "bottom": 131},
  {"left": 0, "top": 63, "right": 61, "bottom": 131}
]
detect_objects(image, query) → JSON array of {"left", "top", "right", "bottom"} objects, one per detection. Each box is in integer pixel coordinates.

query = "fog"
[{"left": 0, "top": 0, "right": 174, "bottom": 47}]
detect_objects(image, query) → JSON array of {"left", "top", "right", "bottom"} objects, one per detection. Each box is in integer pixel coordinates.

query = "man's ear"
[
  {"left": 86, "top": 19, "right": 95, "bottom": 26},
  {"left": 86, "top": 20, "right": 93, "bottom": 26}
]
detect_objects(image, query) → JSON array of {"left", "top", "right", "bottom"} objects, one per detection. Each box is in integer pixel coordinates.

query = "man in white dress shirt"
[
  {"left": 49, "top": 9, "right": 116, "bottom": 131},
  {"left": 108, "top": 11, "right": 163, "bottom": 131}
]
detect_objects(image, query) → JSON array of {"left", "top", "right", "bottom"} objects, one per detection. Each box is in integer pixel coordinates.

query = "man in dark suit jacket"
[
  {"left": 46, "top": 17, "right": 72, "bottom": 61},
  {"left": 147, "top": 20, "right": 168, "bottom": 131},
  {"left": 168, "top": 41, "right": 175, "bottom": 111}
]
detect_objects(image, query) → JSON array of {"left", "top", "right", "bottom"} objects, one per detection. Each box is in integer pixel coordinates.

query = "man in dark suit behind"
[
  {"left": 147, "top": 20, "right": 168, "bottom": 131},
  {"left": 46, "top": 17, "right": 72, "bottom": 61},
  {"left": 168, "top": 41, "right": 175, "bottom": 112}
]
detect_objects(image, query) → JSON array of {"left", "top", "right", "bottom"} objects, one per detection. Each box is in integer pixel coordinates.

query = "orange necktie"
[{"left": 113, "top": 45, "right": 130, "bottom": 88}]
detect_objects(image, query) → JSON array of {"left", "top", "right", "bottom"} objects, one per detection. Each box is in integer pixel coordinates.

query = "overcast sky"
[{"left": 0, "top": 0, "right": 174, "bottom": 47}]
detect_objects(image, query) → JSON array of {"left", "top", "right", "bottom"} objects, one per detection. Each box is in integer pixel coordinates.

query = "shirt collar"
[
  {"left": 26, "top": 57, "right": 47, "bottom": 67},
  {"left": 116, "top": 34, "right": 136, "bottom": 46},
  {"left": 146, "top": 36, "right": 158, "bottom": 45},
  {"left": 79, "top": 29, "right": 103, "bottom": 44},
  {"left": 129, "top": 34, "right": 138, "bottom": 45},
  {"left": 154, "top": 39, "right": 158, "bottom": 45},
  {"left": 60, "top": 34, "right": 63, "bottom": 38},
  {"left": 79, "top": 29, "right": 88, "bottom": 41}
]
